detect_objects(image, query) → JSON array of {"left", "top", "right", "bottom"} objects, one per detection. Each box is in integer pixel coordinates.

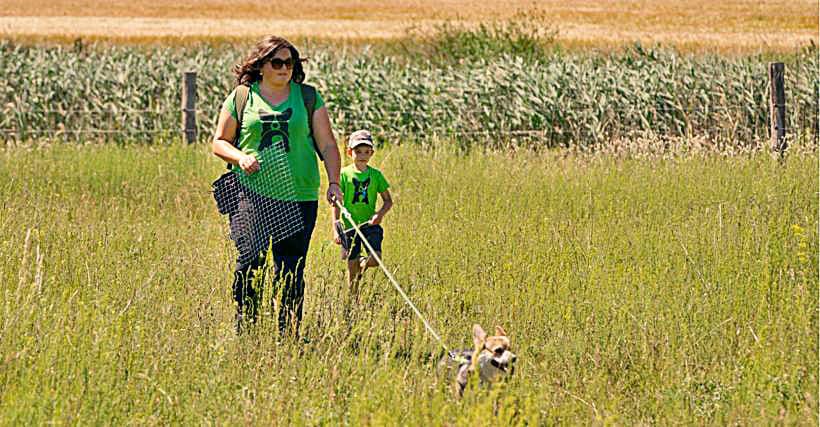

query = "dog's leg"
[{"left": 455, "top": 364, "right": 470, "bottom": 398}]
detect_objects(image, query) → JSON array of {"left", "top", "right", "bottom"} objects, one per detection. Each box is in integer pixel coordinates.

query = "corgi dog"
[{"left": 443, "top": 324, "right": 517, "bottom": 396}]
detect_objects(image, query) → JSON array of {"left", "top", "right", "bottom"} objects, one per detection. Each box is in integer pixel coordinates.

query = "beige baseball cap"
[{"left": 347, "top": 129, "right": 374, "bottom": 149}]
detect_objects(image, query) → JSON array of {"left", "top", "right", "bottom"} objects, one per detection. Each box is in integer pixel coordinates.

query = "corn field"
[{"left": 0, "top": 41, "right": 817, "bottom": 148}]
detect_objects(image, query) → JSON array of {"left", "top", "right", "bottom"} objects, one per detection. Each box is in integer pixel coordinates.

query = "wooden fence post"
[
  {"left": 768, "top": 62, "right": 786, "bottom": 154},
  {"left": 182, "top": 71, "right": 197, "bottom": 144}
]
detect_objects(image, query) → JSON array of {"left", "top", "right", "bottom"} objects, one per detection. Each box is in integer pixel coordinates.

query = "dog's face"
[{"left": 472, "top": 324, "right": 517, "bottom": 383}]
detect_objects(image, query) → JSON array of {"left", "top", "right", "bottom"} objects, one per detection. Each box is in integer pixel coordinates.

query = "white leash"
[{"left": 334, "top": 199, "right": 458, "bottom": 358}]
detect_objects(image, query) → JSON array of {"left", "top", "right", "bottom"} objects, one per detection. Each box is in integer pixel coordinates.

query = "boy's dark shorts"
[{"left": 342, "top": 224, "right": 383, "bottom": 261}]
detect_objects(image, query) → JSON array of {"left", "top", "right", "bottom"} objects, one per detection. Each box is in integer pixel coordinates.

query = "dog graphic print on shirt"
[
  {"left": 258, "top": 108, "right": 292, "bottom": 152},
  {"left": 339, "top": 164, "right": 389, "bottom": 229},
  {"left": 352, "top": 177, "right": 371, "bottom": 204}
]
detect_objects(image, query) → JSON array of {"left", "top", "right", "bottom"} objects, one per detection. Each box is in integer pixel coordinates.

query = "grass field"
[
  {"left": 1, "top": 0, "right": 816, "bottom": 52},
  {"left": 0, "top": 143, "right": 816, "bottom": 424}
]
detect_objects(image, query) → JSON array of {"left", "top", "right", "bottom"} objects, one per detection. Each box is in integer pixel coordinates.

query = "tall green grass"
[
  {"left": 0, "top": 144, "right": 816, "bottom": 424},
  {"left": 1, "top": 41, "right": 817, "bottom": 149},
  {"left": 393, "top": 12, "right": 558, "bottom": 64}
]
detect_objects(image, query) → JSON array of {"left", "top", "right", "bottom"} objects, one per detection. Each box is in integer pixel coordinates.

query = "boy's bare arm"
[
  {"left": 378, "top": 190, "right": 393, "bottom": 215},
  {"left": 370, "top": 190, "right": 393, "bottom": 225}
]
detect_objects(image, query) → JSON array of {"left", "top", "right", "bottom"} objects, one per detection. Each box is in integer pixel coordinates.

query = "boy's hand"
[
  {"left": 333, "top": 220, "right": 345, "bottom": 245},
  {"left": 369, "top": 213, "right": 383, "bottom": 226}
]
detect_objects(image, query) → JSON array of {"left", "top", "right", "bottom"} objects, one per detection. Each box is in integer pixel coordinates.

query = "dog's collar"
[{"left": 483, "top": 343, "right": 502, "bottom": 354}]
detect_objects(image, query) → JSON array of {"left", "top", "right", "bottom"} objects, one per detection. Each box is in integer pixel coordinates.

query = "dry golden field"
[{"left": 1, "top": 0, "right": 817, "bottom": 52}]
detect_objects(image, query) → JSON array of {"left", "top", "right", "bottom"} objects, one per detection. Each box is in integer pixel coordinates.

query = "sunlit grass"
[{"left": 0, "top": 143, "right": 816, "bottom": 424}]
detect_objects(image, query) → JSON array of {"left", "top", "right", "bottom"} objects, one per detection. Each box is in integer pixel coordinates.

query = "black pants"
[{"left": 230, "top": 196, "right": 318, "bottom": 336}]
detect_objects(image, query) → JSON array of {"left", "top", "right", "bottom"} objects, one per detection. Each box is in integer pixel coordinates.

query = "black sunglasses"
[{"left": 269, "top": 57, "right": 295, "bottom": 70}]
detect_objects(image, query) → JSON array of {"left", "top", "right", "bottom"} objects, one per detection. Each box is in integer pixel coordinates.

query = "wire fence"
[{"left": 2, "top": 103, "right": 816, "bottom": 150}]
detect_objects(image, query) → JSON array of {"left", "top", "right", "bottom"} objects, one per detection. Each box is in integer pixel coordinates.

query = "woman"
[{"left": 212, "top": 35, "right": 342, "bottom": 336}]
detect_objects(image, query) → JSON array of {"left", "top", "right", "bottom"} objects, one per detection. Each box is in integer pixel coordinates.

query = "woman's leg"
[
  {"left": 230, "top": 191, "right": 270, "bottom": 332},
  {"left": 274, "top": 255, "right": 306, "bottom": 336},
  {"left": 232, "top": 254, "right": 266, "bottom": 331},
  {"left": 272, "top": 201, "right": 318, "bottom": 337}
]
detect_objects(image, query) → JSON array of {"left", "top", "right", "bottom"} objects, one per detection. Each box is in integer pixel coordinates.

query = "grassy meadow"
[
  {"left": 1, "top": 0, "right": 818, "bottom": 423},
  {"left": 0, "top": 143, "right": 816, "bottom": 424}
]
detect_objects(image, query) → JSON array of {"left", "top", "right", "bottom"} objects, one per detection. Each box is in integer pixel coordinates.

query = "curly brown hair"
[{"left": 233, "top": 35, "right": 306, "bottom": 86}]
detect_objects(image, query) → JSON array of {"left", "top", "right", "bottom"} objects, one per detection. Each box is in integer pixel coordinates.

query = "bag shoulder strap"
[
  {"left": 233, "top": 84, "right": 250, "bottom": 146},
  {"left": 226, "top": 84, "right": 250, "bottom": 170},
  {"left": 300, "top": 83, "right": 324, "bottom": 161}
]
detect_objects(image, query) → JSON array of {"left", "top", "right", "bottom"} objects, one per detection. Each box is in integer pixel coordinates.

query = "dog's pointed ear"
[
  {"left": 495, "top": 325, "right": 507, "bottom": 336},
  {"left": 472, "top": 324, "right": 487, "bottom": 348}
]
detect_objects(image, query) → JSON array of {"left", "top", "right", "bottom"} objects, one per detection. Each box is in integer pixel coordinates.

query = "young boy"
[{"left": 333, "top": 129, "right": 393, "bottom": 300}]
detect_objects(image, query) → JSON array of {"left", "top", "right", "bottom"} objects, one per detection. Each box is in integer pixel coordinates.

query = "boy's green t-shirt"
[
  {"left": 340, "top": 164, "right": 390, "bottom": 229},
  {"left": 221, "top": 81, "right": 325, "bottom": 201}
]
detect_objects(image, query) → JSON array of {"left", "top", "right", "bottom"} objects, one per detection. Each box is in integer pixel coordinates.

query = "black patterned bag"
[{"left": 212, "top": 171, "right": 240, "bottom": 215}]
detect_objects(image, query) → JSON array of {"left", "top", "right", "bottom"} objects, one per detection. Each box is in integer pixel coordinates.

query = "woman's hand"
[
  {"left": 238, "top": 154, "right": 260, "bottom": 174},
  {"left": 327, "top": 183, "right": 343, "bottom": 206}
]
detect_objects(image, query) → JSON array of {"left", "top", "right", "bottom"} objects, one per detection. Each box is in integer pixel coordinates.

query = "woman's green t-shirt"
[{"left": 221, "top": 81, "right": 325, "bottom": 201}]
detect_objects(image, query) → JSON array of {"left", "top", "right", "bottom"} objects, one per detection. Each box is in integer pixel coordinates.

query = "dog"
[{"left": 441, "top": 324, "right": 517, "bottom": 397}]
